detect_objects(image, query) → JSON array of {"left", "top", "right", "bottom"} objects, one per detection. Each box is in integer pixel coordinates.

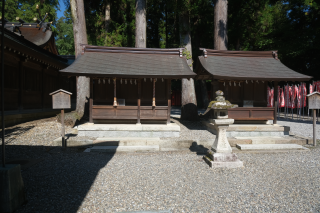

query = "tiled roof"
[
  {"left": 60, "top": 45, "right": 196, "bottom": 78},
  {"left": 196, "top": 49, "right": 312, "bottom": 81}
]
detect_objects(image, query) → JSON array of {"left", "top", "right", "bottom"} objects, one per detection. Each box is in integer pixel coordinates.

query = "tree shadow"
[
  {"left": 2, "top": 143, "right": 116, "bottom": 213},
  {"left": 0, "top": 126, "right": 35, "bottom": 145}
]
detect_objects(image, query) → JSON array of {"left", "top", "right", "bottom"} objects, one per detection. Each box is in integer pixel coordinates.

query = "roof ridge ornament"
[
  {"left": 203, "top": 49, "right": 207, "bottom": 58},
  {"left": 179, "top": 48, "right": 183, "bottom": 58},
  {"left": 272, "top": 51, "right": 279, "bottom": 60}
]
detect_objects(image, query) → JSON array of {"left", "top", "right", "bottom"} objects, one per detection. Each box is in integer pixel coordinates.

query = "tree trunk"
[
  {"left": 200, "top": 80, "right": 209, "bottom": 108},
  {"left": 214, "top": 0, "right": 228, "bottom": 50},
  {"left": 104, "top": 0, "right": 111, "bottom": 44},
  {"left": 105, "top": 0, "right": 111, "bottom": 33},
  {"left": 68, "top": 0, "right": 90, "bottom": 125},
  {"left": 179, "top": 12, "right": 198, "bottom": 121},
  {"left": 135, "top": 0, "right": 146, "bottom": 48}
]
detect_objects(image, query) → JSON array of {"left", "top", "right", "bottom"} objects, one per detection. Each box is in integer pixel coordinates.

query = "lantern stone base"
[
  {"left": 204, "top": 118, "right": 243, "bottom": 168},
  {"left": 204, "top": 150, "right": 243, "bottom": 168}
]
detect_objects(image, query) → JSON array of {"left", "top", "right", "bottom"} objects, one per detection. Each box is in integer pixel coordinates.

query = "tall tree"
[
  {"left": 179, "top": 2, "right": 198, "bottom": 121},
  {"left": 104, "top": 0, "right": 110, "bottom": 43},
  {"left": 135, "top": 0, "right": 146, "bottom": 48},
  {"left": 214, "top": 0, "right": 228, "bottom": 50},
  {"left": 70, "top": 0, "right": 90, "bottom": 122}
]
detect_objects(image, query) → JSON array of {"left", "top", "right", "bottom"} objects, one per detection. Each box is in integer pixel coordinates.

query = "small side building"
[
  {"left": 195, "top": 48, "right": 312, "bottom": 123},
  {"left": 60, "top": 45, "right": 196, "bottom": 125}
]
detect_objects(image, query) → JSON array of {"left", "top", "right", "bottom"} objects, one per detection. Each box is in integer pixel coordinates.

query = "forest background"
[{"left": 2, "top": 0, "right": 319, "bottom": 107}]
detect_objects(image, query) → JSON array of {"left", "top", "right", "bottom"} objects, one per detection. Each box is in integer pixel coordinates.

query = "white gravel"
[
  {"left": 4, "top": 109, "right": 320, "bottom": 212},
  {"left": 277, "top": 118, "right": 320, "bottom": 139},
  {"left": 12, "top": 148, "right": 320, "bottom": 213}
]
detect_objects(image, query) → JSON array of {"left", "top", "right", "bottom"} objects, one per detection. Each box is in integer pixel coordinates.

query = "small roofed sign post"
[
  {"left": 307, "top": 92, "right": 320, "bottom": 146},
  {"left": 49, "top": 89, "right": 72, "bottom": 148}
]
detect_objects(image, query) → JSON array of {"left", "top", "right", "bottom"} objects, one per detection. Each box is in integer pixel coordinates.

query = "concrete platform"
[
  {"left": 89, "top": 145, "right": 160, "bottom": 152},
  {"left": 236, "top": 144, "right": 307, "bottom": 150},
  {"left": 77, "top": 123, "right": 180, "bottom": 138},
  {"left": 203, "top": 121, "right": 290, "bottom": 137}
]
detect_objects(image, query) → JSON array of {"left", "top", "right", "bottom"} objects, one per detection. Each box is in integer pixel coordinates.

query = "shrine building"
[{"left": 195, "top": 48, "right": 312, "bottom": 124}]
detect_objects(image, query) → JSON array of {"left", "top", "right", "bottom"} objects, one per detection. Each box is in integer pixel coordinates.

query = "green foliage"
[
  {"left": 0, "top": 0, "right": 59, "bottom": 29},
  {"left": 55, "top": 9, "right": 74, "bottom": 55}
]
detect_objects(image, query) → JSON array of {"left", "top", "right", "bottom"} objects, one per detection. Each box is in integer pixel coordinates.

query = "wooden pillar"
[
  {"left": 89, "top": 77, "right": 93, "bottom": 123},
  {"left": 137, "top": 79, "right": 141, "bottom": 124},
  {"left": 113, "top": 78, "right": 117, "bottom": 107},
  {"left": 41, "top": 67, "right": 45, "bottom": 110},
  {"left": 313, "top": 109, "right": 317, "bottom": 146},
  {"left": 152, "top": 78, "right": 156, "bottom": 107},
  {"left": 18, "top": 60, "right": 23, "bottom": 111},
  {"left": 274, "top": 81, "right": 278, "bottom": 124},
  {"left": 167, "top": 79, "right": 171, "bottom": 124}
]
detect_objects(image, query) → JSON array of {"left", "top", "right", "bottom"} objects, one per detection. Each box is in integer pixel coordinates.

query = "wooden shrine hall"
[
  {"left": 60, "top": 45, "right": 196, "bottom": 124},
  {"left": 0, "top": 19, "right": 75, "bottom": 127},
  {"left": 195, "top": 48, "right": 312, "bottom": 124}
]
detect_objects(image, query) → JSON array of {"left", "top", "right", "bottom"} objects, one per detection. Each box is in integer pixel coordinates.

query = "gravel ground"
[
  {"left": 3, "top": 117, "right": 74, "bottom": 146},
  {"left": 9, "top": 147, "right": 320, "bottom": 213},
  {"left": 277, "top": 117, "right": 320, "bottom": 139},
  {"left": 3, "top": 110, "right": 320, "bottom": 212}
]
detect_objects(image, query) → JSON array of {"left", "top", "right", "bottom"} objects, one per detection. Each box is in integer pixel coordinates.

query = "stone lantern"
[{"left": 203, "top": 90, "right": 243, "bottom": 168}]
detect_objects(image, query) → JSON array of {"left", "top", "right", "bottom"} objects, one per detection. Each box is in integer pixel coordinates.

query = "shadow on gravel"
[
  {"left": 189, "top": 142, "right": 209, "bottom": 155},
  {"left": 172, "top": 117, "right": 208, "bottom": 130},
  {"left": 3, "top": 144, "right": 115, "bottom": 213},
  {"left": 0, "top": 126, "right": 35, "bottom": 145}
]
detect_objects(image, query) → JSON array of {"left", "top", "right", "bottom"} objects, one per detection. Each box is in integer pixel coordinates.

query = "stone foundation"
[{"left": 77, "top": 123, "right": 180, "bottom": 138}]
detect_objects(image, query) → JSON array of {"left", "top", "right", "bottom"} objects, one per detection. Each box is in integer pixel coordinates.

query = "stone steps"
[{"left": 236, "top": 144, "right": 307, "bottom": 150}]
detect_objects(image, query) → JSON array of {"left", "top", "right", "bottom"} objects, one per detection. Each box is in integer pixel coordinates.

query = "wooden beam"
[
  {"left": 274, "top": 81, "right": 278, "bottom": 124},
  {"left": 167, "top": 79, "right": 171, "bottom": 124},
  {"left": 89, "top": 77, "right": 93, "bottom": 123},
  {"left": 137, "top": 79, "right": 141, "bottom": 124}
]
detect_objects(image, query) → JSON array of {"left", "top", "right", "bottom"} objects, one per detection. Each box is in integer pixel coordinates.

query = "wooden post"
[
  {"left": 274, "top": 81, "right": 278, "bottom": 124},
  {"left": 18, "top": 61, "right": 24, "bottom": 111},
  {"left": 41, "top": 67, "right": 45, "bottom": 110},
  {"left": 152, "top": 78, "right": 156, "bottom": 107},
  {"left": 137, "top": 79, "right": 141, "bottom": 124},
  {"left": 167, "top": 79, "right": 171, "bottom": 124},
  {"left": 89, "top": 78, "right": 93, "bottom": 123},
  {"left": 314, "top": 109, "right": 317, "bottom": 146},
  {"left": 113, "top": 78, "right": 117, "bottom": 107},
  {"left": 61, "top": 109, "right": 66, "bottom": 148}
]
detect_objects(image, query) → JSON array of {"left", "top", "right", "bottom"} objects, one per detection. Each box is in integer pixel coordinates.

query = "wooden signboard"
[
  {"left": 49, "top": 89, "right": 72, "bottom": 148},
  {"left": 307, "top": 92, "right": 320, "bottom": 109},
  {"left": 49, "top": 89, "right": 72, "bottom": 109},
  {"left": 307, "top": 92, "right": 320, "bottom": 147}
]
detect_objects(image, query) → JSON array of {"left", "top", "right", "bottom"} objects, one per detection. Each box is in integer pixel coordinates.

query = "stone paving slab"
[
  {"left": 89, "top": 145, "right": 160, "bottom": 152},
  {"left": 236, "top": 144, "right": 306, "bottom": 150}
]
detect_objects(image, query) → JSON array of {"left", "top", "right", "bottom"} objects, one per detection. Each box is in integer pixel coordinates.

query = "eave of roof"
[
  {"left": 196, "top": 49, "right": 312, "bottom": 81},
  {"left": 1, "top": 28, "right": 68, "bottom": 68},
  {"left": 60, "top": 45, "right": 196, "bottom": 78}
]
